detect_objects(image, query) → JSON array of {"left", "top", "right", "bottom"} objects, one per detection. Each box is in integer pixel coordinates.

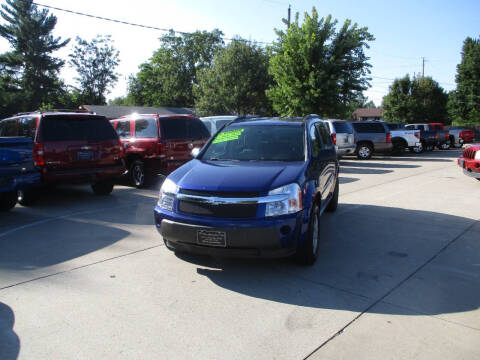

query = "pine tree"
[{"left": 0, "top": 0, "right": 69, "bottom": 111}]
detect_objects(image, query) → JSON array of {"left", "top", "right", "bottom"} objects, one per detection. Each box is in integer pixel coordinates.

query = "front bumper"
[
  {"left": 154, "top": 206, "right": 305, "bottom": 258},
  {"left": 0, "top": 172, "right": 41, "bottom": 193},
  {"left": 458, "top": 157, "right": 480, "bottom": 178}
]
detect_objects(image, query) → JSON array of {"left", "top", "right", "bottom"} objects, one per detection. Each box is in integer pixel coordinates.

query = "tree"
[
  {"left": 128, "top": 29, "right": 224, "bottom": 107},
  {"left": 0, "top": 0, "right": 69, "bottom": 112},
  {"left": 267, "top": 8, "right": 374, "bottom": 117},
  {"left": 382, "top": 75, "right": 448, "bottom": 124},
  {"left": 69, "top": 35, "right": 120, "bottom": 105},
  {"left": 448, "top": 37, "right": 480, "bottom": 126},
  {"left": 194, "top": 39, "right": 272, "bottom": 115}
]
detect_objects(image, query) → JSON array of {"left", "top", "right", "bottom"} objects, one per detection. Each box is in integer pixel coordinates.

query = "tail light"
[
  {"left": 157, "top": 141, "right": 166, "bottom": 157},
  {"left": 460, "top": 130, "right": 466, "bottom": 139},
  {"left": 414, "top": 131, "right": 420, "bottom": 139},
  {"left": 33, "top": 142, "right": 45, "bottom": 167},
  {"left": 331, "top": 133, "right": 337, "bottom": 145},
  {"left": 386, "top": 133, "right": 391, "bottom": 143},
  {"left": 445, "top": 131, "right": 449, "bottom": 140}
]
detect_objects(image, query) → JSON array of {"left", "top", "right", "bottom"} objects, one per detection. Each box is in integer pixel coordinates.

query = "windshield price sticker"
[{"left": 212, "top": 129, "right": 245, "bottom": 144}]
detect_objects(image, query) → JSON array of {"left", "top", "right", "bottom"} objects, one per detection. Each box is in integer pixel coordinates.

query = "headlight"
[
  {"left": 475, "top": 151, "right": 480, "bottom": 160},
  {"left": 158, "top": 178, "right": 178, "bottom": 211},
  {"left": 265, "top": 183, "right": 303, "bottom": 217}
]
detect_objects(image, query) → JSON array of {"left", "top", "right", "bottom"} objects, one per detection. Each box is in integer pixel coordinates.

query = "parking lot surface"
[{"left": 1, "top": 149, "right": 479, "bottom": 359}]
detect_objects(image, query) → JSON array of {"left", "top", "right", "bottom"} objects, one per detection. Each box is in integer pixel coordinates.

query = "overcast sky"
[{"left": 1, "top": 0, "right": 479, "bottom": 107}]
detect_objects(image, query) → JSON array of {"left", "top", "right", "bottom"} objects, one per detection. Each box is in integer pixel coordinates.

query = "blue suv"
[{"left": 154, "top": 116, "right": 339, "bottom": 265}]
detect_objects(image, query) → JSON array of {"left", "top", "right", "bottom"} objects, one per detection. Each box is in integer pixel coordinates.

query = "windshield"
[{"left": 200, "top": 124, "right": 305, "bottom": 161}]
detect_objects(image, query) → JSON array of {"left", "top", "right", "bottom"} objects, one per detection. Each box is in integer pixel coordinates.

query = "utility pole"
[
  {"left": 422, "top": 57, "right": 427, "bottom": 78},
  {"left": 287, "top": 5, "right": 291, "bottom": 28}
]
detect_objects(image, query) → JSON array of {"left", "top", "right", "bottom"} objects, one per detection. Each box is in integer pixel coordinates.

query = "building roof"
[
  {"left": 352, "top": 108, "right": 383, "bottom": 118},
  {"left": 80, "top": 105, "right": 194, "bottom": 119}
]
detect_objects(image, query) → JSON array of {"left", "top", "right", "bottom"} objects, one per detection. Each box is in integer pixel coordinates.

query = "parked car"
[
  {"left": 350, "top": 121, "right": 393, "bottom": 160},
  {"left": 324, "top": 119, "right": 356, "bottom": 158},
  {"left": 405, "top": 123, "right": 450, "bottom": 150},
  {"left": 0, "top": 110, "right": 125, "bottom": 204},
  {"left": 384, "top": 123, "right": 421, "bottom": 155},
  {"left": 111, "top": 114, "right": 210, "bottom": 187},
  {"left": 154, "top": 116, "right": 339, "bottom": 265},
  {"left": 458, "top": 144, "right": 480, "bottom": 181},
  {"left": 200, "top": 116, "right": 236, "bottom": 135},
  {"left": 0, "top": 136, "right": 41, "bottom": 211},
  {"left": 448, "top": 127, "right": 475, "bottom": 148}
]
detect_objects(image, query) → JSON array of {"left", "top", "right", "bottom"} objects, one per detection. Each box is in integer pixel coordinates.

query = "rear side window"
[
  {"left": 316, "top": 123, "right": 334, "bottom": 149},
  {"left": 161, "top": 118, "right": 210, "bottom": 140},
  {"left": 40, "top": 116, "right": 118, "bottom": 142},
  {"left": 0, "top": 119, "right": 18, "bottom": 136},
  {"left": 352, "top": 123, "right": 386, "bottom": 133},
  {"left": 115, "top": 120, "right": 131, "bottom": 139},
  {"left": 135, "top": 117, "right": 157, "bottom": 138},
  {"left": 18, "top": 117, "right": 37, "bottom": 139},
  {"left": 333, "top": 122, "right": 353, "bottom": 134}
]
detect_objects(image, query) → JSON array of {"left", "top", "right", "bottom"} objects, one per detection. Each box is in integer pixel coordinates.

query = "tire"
[
  {"left": 91, "top": 181, "right": 114, "bottom": 195},
  {"left": 439, "top": 142, "right": 450, "bottom": 150},
  {"left": 326, "top": 177, "right": 339, "bottom": 212},
  {"left": 411, "top": 142, "right": 424, "bottom": 153},
  {"left": 391, "top": 139, "right": 406, "bottom": 156},
  {"left": 17, "top": 188, "right": 37, "bottom": 206},
  {"left": 0, "top": 191, "right": 18, "bottom": 211},
  {"left": 295, "top": 202, "right": 320, "bottom": 266},
  {"left": 130, "top": 160, "right": 145, "bottom": 188},
  {"left": 356, "top": 143, "right": 373, "bottom": 160}
]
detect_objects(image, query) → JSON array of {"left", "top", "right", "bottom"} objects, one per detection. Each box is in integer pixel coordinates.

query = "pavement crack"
[{"left": 303, "top": 218, "right": 479, "bottom": 360}]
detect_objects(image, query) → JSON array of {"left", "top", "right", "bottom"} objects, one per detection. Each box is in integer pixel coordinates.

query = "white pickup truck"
[{"left": 385, "top": 123, "right": 422, "bottom": 155}]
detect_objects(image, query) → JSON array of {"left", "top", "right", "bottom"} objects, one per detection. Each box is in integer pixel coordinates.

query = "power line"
[{"left": 32, "top": 2, "right": 273, "bottom": 45}]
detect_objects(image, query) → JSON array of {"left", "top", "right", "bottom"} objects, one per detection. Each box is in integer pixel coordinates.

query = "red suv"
[
  {"left": 110, "top": 114, "right": 210, "bottom": 187},
  {"left": 0, "top": 110, "right": 125, "bottom": 204}
]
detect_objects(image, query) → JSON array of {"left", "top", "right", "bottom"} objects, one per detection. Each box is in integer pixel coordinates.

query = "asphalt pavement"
[{"left": 0, "top": 148, "right": 479, "bottom": 359}]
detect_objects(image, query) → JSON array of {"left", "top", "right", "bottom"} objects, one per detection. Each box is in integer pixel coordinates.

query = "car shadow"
[
  {"left": 340, "top": 167, "right": 393, "bottom": 175},
  {"left": 340, "top": 161, "right": 420, "bottom": 169},
  {"left": 0, "top": 218, "right": 130, "bottom": 270},
  {"left": 0, "top": 302, "right": 19, "bottom": 360},
  {"left": 339, "top": 176, "right": 359, "bottom": 184},
  {"left": 176, "top": 204, "right": 479, "bottom": 317}
]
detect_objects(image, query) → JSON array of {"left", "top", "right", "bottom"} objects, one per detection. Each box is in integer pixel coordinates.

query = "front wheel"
[
  {"left": 295, "top": 202, "right": 320, "bottom": 266},
  {"left": 0, "top": 191, "right": 18, "bottom": 211},
  {"left": 91, "top": 181, "right": 114, "bottom": 196}
]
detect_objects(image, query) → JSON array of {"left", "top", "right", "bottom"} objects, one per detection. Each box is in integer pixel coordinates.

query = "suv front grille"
[
  {"left": 178, "top": 200, "right": 257, "bottom": 218},
  {"left": 179, "top": 189, "right": 261, "bottom": 198}
]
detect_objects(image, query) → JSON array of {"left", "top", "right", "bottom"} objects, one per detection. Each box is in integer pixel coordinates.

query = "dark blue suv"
[{"left": 154, "top": 116, "right": 339, "bottom": 265}]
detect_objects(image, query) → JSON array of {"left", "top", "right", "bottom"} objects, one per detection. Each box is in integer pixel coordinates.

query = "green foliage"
[
  {"left": 69, "top": 35, "right": 120, "bottom": 105},
  {"left": 128, "top": 29, "right": 224, "bottom": 107},
  {"left": 0, "top": 0, "right": 69, "bottom": 112},
  {"left": 267, "top": 8, "right": 374, "bottom": 117},
  {"left": 448, "top": 37, "right": 480, "bottom": 126},
  {"left": 194, "top": 39, "right": 273, "bottom": 116},
  {"left": 382, "top": 75, "right": 448, "bottom": 124}
]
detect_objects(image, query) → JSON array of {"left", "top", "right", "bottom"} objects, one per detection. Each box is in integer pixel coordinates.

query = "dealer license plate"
[{"left": 197, "top": 230, "right": 226, "bottom": 247}]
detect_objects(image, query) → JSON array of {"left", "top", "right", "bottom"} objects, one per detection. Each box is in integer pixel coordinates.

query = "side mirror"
[{"left": 191, "top": 148, "right": 200, "bottom": 158}]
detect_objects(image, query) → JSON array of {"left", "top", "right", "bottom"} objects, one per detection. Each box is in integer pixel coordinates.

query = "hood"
[{"left": 169, "top": 160, "right": 306, "bottom": 193}]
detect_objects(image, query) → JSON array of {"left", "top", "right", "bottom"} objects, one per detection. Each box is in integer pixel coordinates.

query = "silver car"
[
  {"left": 200, "top": 116, "right": 236, "bottom": 135},
  {"left": 325, "top": 119, "right": 356, "bottom": 157}
]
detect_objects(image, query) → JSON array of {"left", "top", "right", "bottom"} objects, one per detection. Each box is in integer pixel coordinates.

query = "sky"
[{"left": 1, "top": 0, "right": 479, "bottom": 107}]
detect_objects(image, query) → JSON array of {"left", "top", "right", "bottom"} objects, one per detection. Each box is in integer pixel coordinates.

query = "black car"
[{"left": 154, "top": 115, "right": 339, "bottom": 265}]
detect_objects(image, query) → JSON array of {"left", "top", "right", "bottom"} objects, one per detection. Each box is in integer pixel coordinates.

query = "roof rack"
[{"left": 13, "top": 109, "right": 95, "bottom": 116}]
